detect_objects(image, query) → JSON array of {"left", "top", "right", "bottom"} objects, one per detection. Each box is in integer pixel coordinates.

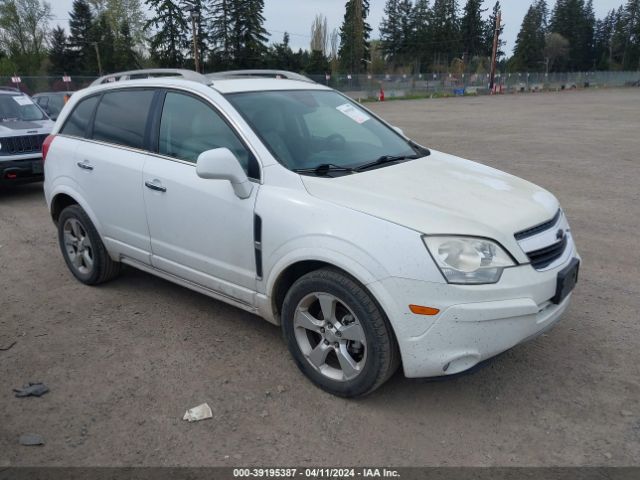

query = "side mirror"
[
  {"left": 392, "top": 126, "right": 405, "bottom": 136},
  {"left": 196, "top": 148, "right": 253, "bottom": 199}
]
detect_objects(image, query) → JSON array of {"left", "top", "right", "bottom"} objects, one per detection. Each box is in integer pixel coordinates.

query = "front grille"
[
  {"left": 515, "top": 209, "right": 570, "bottom": 270},
  {"left": 525, "top": 235, "right": 568, "bottom": 269},
  {"left": 0, "top": 134, "right": 47, "bottom": 155},
  {"left": 514, "top": 209, "right": 561, "bottom": 240}
]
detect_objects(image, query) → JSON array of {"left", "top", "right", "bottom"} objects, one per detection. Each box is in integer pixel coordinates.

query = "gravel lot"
[{"left": 1, "top": 88, "right": 639, "bottom": 467}]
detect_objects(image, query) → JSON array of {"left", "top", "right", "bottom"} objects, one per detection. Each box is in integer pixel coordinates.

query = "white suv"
[{"left": 43, "top": 69, "right": 579, "bottom": 397}]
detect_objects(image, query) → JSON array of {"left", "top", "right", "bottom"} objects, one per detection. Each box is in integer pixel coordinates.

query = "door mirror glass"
[{"left": 196, "top": 148, "right": 253, "bottom": 199}]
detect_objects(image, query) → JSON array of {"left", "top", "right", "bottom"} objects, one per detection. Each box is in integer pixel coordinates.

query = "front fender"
[
  {"left": 264, "top": 240, "right": 387, "bottom": 293},
  {"left": 257, "top": 240, "right": 387, "bottom": 324}
]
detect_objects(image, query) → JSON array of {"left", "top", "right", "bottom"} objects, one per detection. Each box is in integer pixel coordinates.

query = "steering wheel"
[{"left": 324, "top": 133, "right": 346, "bottom": 150}]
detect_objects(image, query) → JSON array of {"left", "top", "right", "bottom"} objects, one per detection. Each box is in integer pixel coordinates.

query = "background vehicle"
[
  {"left": 0, "top": 87, "right": 54, "bottom": 186},
  {"left": 43, "top": 69, "right": 578, "bottom": 397},
  {"left": 33, "top": 91, "right": 74, "bottom": 121}
]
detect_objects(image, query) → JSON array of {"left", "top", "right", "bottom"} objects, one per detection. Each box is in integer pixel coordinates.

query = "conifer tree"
[
  {"left": 144, "top": 0, "right": 188, "bottom": 67},
  {"left": 621, "top": 0, "right": 640, "bottom": 69},
  {"left": 380, "top": 0, "right": 402, "bottom": 64},
  {"left": 230, "top": 0, "right": 269, "bottom": 68},
  {"left": 511, "top": 0, "right": 547, "bottom": 71},
  {"left": 339, "top": 0, "right": 372, "bottom": 73},
  {"left": 114, "top": 20, "right": 140, "bottom": 70},
  {"left": 549, "top": 0, "right": 595, "bottom": 70},
  {"left": 430, "top": 0, "right": 459, "bottom": 67},
  {"left": 460, "top": 0, "right": 486, "bottom": 59},
  {"left": 68, "top": 0, "right": 97, "bottom": 73},
  {"left": 397, "top": 0, "right": 415, "bottom": 66},
  {"left": 49, "top": 26, "right": 69, "bottom": 74},
  {"left": 209, "top": 0, "right": 234, "bottom": 68},
  {"left": 412, "top": 0, "right": 432, "bottom": 71}
]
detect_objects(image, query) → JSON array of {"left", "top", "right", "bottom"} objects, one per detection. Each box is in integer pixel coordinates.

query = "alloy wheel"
[
  {"left": 62, "top": 218, "right": 94, "bottom": 275},
  {"left": 293, "top": 292, "right": 367, "bottom": 382}
]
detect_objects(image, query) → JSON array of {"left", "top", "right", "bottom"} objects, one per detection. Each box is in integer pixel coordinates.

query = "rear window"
[
  {"left": 92, "top": 90, "right": 154, "bottom": 149},
  {"left": 60, "top": 95, "right": 99, "bottom": 138}
]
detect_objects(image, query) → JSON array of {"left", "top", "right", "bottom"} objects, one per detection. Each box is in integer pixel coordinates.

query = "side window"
[
  {"left": 60, "top": 96, "right": 99, "bottom": 138},
  {"left": 36, "top": 96, "right": 49, "bottom": 107},
  {"left": 158, "top": 92, "right": 258, "bottom": 178},
  {"left": 50, "top": 96, "right": 64, "bottom": 116},
  {"left": 92, "top": 90, "right": 154, "bottom": 149}
]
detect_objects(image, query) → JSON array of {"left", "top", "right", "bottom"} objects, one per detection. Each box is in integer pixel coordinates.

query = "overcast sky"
[{"left": 50, "top": 0, "right": 625, "bottom": 56}]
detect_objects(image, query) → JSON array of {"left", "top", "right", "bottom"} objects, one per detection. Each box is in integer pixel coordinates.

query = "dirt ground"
[{"left": 1, "top": 88, "right": 639, "bottom": 467}]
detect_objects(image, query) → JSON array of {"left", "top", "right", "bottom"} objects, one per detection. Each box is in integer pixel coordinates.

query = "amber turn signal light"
[{"left": 409, "top": 304, "right": 440, "bottom": 316}]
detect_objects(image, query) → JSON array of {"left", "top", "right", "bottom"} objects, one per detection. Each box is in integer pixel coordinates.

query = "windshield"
[
  {"left": 226, "top": 90, "right": 422, "bottom": 173},
  {"left": 0, "top": 94, "right": 47, "bottom": 121}
]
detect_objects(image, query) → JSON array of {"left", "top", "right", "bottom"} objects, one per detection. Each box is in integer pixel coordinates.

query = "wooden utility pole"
[
  {"left": 93, "top": 42, "right": 103, "bottom": 76},
  {"left": 489, "top": 10, "right": 501, "bottom": 92},
  {"left": 191, "top": 12, "right": 200, "bottom": 73}
]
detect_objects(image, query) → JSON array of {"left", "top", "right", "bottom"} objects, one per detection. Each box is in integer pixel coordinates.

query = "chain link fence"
[
  {"left": 0, "top": 76, "right": 99, "bottom": 95},
  {"left": 3, "top": 71, "right": 639, "bottom": 99},
  {"left": 310, "top": 71, "right": 640, "bottom": 100}
]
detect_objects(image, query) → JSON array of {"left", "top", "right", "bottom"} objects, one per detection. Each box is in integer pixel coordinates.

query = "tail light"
[{"left": 42, "top": 134, "right": 55, "bottom": 163}]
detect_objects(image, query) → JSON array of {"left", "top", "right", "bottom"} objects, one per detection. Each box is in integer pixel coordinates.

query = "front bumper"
[
  {"left": 368, "top": 246, "right": 579, "bottom": 378},
  {"left": 0, "top": 157, "right": 43, "bottom": 185},
  {"left": 400, "top": 292, "right": 571, "bottom": 377}
]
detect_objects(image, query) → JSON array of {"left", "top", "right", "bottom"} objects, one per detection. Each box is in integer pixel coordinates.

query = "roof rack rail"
[
  {"left": 90, "top": 69, "right": 209, "bottom": 86},
  {"left": 0, "top": 86, "right": 21, "bottom": 92},
  {"left": 206, "top": 70, "right": 315, "bottom": 83}
]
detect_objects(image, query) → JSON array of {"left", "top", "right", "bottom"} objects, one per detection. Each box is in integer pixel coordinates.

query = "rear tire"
[
  {"left": 57, "top": 205, "right": 120, "bottom": 285},
  {"left": 281, "top": 268, "right": 399, "bottom": 397}
]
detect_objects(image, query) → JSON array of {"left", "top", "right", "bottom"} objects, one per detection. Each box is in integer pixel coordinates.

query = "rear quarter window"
[
  {"left": 60, "top": 96, "right": 99, "bottom": 138},
  {"left": 92, "top": 90, "right": 154, "bottom": 150}
]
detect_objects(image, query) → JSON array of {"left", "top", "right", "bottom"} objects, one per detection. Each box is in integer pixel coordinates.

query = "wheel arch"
[
  {"left": 51, "top": 192, "right": 78, "bottom": 224},
  {"left": 265, "top": 250, "right": 384, "bottom": 326},
  {"left": 48, "top": 185, "right": 104, "bottom": 235}
]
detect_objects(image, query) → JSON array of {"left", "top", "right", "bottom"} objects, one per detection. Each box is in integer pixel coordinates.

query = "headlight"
[{"left": 423, "top": 236, "right": 516, "bottom": 284}]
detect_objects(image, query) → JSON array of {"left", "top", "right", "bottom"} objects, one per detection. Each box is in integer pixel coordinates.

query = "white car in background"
[
  {"left": 0, "top": 87, "right": 54, "bottom": 185},
  {"left": 43, "top": 69, "right": 579, "bottom": 397}
]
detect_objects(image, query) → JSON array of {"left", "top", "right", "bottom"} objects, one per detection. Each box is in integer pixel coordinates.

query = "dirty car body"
[{"left": 43, "top": 70, "right": 580, "bottom": 396}]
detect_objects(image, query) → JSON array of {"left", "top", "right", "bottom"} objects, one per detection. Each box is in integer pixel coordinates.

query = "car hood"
[
  {"left": 0, "top": 119, "right": 54, "bottom": 134},
  {"left": 301, "top": 150, "right": 559, "bottom": 259}
]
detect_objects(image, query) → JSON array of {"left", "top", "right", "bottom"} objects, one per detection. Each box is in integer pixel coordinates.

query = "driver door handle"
[{"left": 145, "top": 180, "right": 167, "bottom": 192}]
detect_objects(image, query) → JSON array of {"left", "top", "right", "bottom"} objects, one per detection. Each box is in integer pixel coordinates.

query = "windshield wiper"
[
  {"left": 353, "top": 154, "right": 420, "bottom": 172},
  {"left": 292, "top": 163, "right": 355, "bottom": 176}
]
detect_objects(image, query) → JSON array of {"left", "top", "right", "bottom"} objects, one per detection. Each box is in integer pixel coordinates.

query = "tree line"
[
  {"left": 512, "top": 0, "right": 640, "bottom": 72},
  {"left": 0, "top": 0, "right": 638, "bottom": 79}
]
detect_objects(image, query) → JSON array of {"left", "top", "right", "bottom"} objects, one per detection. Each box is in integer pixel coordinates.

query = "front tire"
[
  {"left": 282, "top": 268, "right": 399, "bottom": 397},
  {"left": 57, "top": 205, "right": 120, "bottom": 285}
]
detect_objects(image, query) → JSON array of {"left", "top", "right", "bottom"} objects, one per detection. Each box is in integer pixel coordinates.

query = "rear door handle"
[
  {"left": 145, "top": 180, "right": 166, "bottom": 192},
  {"left": 76, "top": 160, "right": 93, "bottom": 171}
]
